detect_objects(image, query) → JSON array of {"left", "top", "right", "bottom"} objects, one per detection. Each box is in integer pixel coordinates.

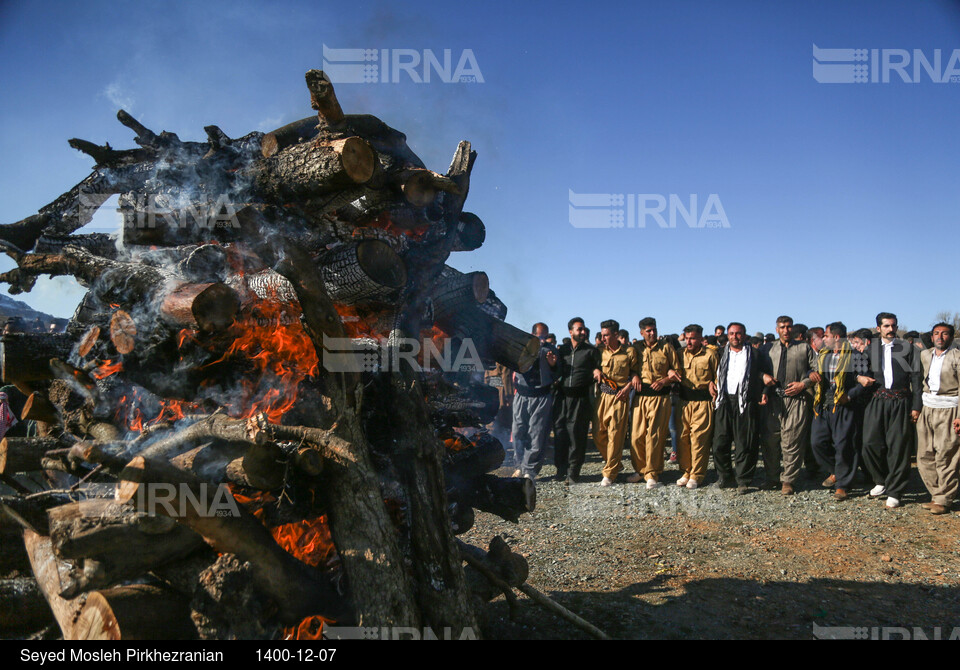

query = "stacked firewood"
[{"left": 0, "top": 70, "right": 541, "bottom": 640}]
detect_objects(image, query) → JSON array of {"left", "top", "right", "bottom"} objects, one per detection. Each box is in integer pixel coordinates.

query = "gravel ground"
[{"left": 461, "top": 440, "right": 960, "bottom": 640}]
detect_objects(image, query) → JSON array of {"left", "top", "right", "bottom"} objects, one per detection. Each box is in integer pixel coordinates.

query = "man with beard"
[
  {"left": 760, "top": 316, "right": 818, "bottom": 495},
  {"left": 810, "top": 322, "right": 873, "bottom": 501},
  {"left": 628, "top": 317, "right": 682, "bottom": 489},
  {"left": 677, "top": 324, "right": 719, "bottom": 489},
  {"left": 916, "top": 323, "right": 960, "bottom": 515},
  {"left": 862, "top": 312, "right": 923, "bottom": 509},
  {"left": 554, "top": 317, "right": 602, "bottom": 484},
  {"left": 712, "top": 322, "right": 770, "bottom": 494},
  {"left": 594, "top": 320, "right": 640, "bottom": 486}
]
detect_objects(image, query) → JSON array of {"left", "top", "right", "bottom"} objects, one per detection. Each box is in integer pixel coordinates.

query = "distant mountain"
[{"left": 0, "top": 293, "right": 65, "bottom": 330}]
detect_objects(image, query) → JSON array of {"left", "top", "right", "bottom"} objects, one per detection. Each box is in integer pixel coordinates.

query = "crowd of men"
[{"left": 490, "top": 313, "right": 960, "bottom": 515}]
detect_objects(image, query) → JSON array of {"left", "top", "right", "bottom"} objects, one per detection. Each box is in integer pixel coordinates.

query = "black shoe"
[
  {"left": 737, "top": 485, "right": 750, "bottom": 495},
  {"left": 718, "top": 480, "right": 736, "bottom": 489}
]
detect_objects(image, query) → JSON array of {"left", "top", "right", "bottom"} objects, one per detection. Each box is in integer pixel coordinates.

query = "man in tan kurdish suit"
[
  {"left": 594, "top": 319, "right": 640, "bottom": 486},
  {"left": 917, "top": 323, "right": 960, "bottom": 515},
  {"left": 676, "top": 324, "right": 718, "bottom": 489}
]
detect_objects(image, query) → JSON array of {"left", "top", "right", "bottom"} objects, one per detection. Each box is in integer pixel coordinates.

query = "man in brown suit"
[
  {"left": 677, "top": 324, "right": 719, "bottom": 489},
  {"left": 917, "top": 323, "right": 960, "bottom": 515},
  {"left": 628, "top": 317, "right": 681, "bottom": 488},
  {"left": 760, "top": 316, "right": 818, "bottom": 495},
  {"left": 594, "top": 320, "right": 640, "bottom": 486}
]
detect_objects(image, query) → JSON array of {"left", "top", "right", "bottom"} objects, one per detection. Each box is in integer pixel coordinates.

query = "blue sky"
[{"left": 1, "top": 0, "right": 958, "bottom": 337}]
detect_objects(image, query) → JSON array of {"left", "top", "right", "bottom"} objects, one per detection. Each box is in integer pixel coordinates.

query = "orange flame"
[
  {"left": 228, "top": 484, "right": 339, "bottom": 641},
  {"left": 92, "top": 359, "right": 123, "bottom": 380},
  {"left": 150, "top": 398, "right": 200, "bottom": 425},
  {"left": 201, "top": 299, "right": 319, "bottom": 423},
  {"left": 284, "top": 616, "right": 326, "bottom": 641},
  {"left": 360, "top": 211, "right": 430, "bottom": 241}
]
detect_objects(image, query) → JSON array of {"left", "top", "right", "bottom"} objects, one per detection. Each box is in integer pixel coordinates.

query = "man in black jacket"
[
  {"left": 711, "top": 322, "right": 771, "bottom": 494},
  {"left": 862, "top": 312, "right": 923, "bottom": 509},
  {"left": 810, "top": 321, "right": 872, "bottom": 501},
  {"left": 553, "top": 317, "right": 601, "bottom": 484}
]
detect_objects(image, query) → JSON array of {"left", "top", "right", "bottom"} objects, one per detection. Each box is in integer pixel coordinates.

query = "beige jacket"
[{"left": 921, "top": 347, "right": 960, "bottom": 397}]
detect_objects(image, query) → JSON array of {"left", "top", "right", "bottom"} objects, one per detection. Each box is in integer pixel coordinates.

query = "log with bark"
[{"left": 47, "top": 498, "right": 205, "bottom": 597}]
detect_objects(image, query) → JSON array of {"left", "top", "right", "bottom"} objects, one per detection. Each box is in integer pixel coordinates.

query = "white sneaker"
[
  {"left": 625, "top": 473, "right": 643, "bottom": 483},
  {"left": 870, "top": 484, "right": 887, "bottom": 498},
  {"left": 600, "top": 477, "right": 614, "bottom": 487},
  {"left": 677, "top": 476, "right": 689, "bottom": 487},
  {"left": 686, "top": 479, "right": 698, "bottom": 490},
  {"left": 885, "top": 497, "right": 901, "bottom": 509},
  {"left": 645, "top": 479, "right": 663, "bottom": 490}
]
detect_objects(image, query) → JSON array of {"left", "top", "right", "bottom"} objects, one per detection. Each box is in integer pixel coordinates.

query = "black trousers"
[
  {"left": 811, "top": 403, "right": 859, "bottom": 489},
  {"left": 852, "top": 402, "right": 874, "bottom": 487},
  {"left": 862, "top": 396, "right": 914, "bottom": 500},
  {"left": 553, "top": 389, "right": 592, "bottom": 477},
  {"left": 712, "top": 396, "right": 760, "bottom": 486}
]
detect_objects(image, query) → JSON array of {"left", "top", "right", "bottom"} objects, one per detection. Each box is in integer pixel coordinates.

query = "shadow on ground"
[{"left": 481, "top": 576, "right": 960, "bottom": 639}]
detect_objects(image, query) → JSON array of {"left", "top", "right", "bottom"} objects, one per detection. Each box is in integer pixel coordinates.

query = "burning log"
[
  {"left": 47, "top": 499, "right": 205, "bottom": 597},
  {"left": 453, "top": 475, "right": 536, "bottom": 524},
  {"left": 0, "top": 332, "right": 75, "bottom": 384},
  {"left": 451, "top": 212, "right": 486, "bottom": 252},
  {"left": 262, "top": 118, "right": 320, "bottom": 159},
  {"left": 136, "top": 414, "right": 263, "bottom": 461},
  {"left": 170, "top": 440, "right": 287, "bottom": 491},
  {"left": 109, "top": 310, "right": 136, "bottom": 354},
  {"left": 176, "top": 244, "right": 228, "bottom": 283},
  {"left": 68, "top": 441, "right": 130, "bottom": 473},
  {"left": 1, "top": 436, "right": 74, "bottom": 474},
  {"left": 319, "top": 240, "right": 407, "bottom": 305},
  {"left": 159, "top": 282, "right": 240, "bottom": 332},
  {"left": 438, "top": 306, "right": 539, "bottom": 373},
  {"left": 443, "top": 432, "right": 506, "bottom": 482},
  {"left": 256, "top": 135, "right": 377, "bottom": 201},
  {"left": 34, "top": 232, "right": 118, "bottom": 258},
  {"left": 233, "top": 241, "right": 407, "bottom": 308},
  {"left": 21, "top": 392, "right": 60, "bottom": 425},
  {"left": 397, "top": 169, "right": 459, "bottom": 207},
  {"left": 115, "top": 455, "right": 349, "bottom": 625},
  {"left": 430, "top": 266, "right": 489, "bottom": 324}
]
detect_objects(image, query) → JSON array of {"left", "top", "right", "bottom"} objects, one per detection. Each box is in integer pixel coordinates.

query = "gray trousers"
[
  {"left": 760, "top": 394, "right": 812, "bottom": 485},
  {"left": 512, "top": 393, "right": 554, "bottom": 477}
]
